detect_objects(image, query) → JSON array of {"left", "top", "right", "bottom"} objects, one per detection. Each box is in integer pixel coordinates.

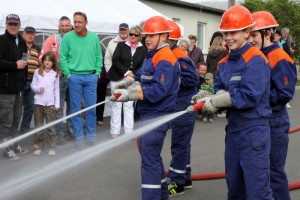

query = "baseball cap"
[
  {"left": 6, "top": 14, "right": 20, "bottom": 24},
  {"left": 24, "top": 26, "right": 36, "bottom": 33},
  {"left": 205, "top": 73, "right": 214, "bottom": 80},
  {"left": 119, "top": 23, "right": 129, "bottom": 30}
]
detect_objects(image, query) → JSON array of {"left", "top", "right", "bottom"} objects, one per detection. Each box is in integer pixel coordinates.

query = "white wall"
[{"left": 140, "top": 0, "right": 223, "bottom": 53}]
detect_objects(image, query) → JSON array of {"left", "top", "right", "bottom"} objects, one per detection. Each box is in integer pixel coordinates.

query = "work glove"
[
  {"left": 113, "top": 84, "right": 143, "bottom": 102},
  {"left": 197, "top": 91, "right": 232, "bottom": 113},
  {"left": 114, "top": 77, "right": 135, "bottom": 89},
  {"left": 191, "top": 90, "right": 212, "bottom": 104}
]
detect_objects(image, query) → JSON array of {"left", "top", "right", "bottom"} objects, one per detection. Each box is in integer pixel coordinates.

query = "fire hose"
[{"left": 165, "top": 101, "right": 300, "bottom": 191}]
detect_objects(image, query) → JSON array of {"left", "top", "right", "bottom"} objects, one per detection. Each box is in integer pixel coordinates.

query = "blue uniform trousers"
[
  {"left": 269, "top": 111, "right": 290, "bottom": 200},
  {"left": 169, "top": 95, "right": 197, "bottom": 185},
  {"left": 225, "top": 124, "right": 273, "bottom": 200},
  {"left": 139, "top": 114, "right": 169, "bottom": 200}
]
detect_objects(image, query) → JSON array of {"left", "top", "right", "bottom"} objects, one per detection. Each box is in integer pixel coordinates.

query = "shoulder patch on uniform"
[
  {"left": 284, "top": 75, "right": 289, "bottom": 86},
  {"left": 160, "top": 74, "right": 165, "bottom": 83},
  {"left": 180, "top": 62, "right": 188, "bottom": 70}
]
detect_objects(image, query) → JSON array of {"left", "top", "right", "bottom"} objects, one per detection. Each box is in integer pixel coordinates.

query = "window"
[{"left": 197, "top": 22, "right": 206, "bottom": 51}]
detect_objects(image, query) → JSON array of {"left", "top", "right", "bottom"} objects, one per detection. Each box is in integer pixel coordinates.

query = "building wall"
[{"left": 140, "top": 0, "right": 223, "bottom": 54}]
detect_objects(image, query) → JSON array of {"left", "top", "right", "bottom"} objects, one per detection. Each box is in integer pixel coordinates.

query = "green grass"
[{"left": 297, "top": 79, "right": 300, "bottom": 86}]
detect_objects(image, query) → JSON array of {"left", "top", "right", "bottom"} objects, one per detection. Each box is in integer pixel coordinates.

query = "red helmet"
[
  {"left": 219, "top": 5, "right": 255, "bottom": 32},
  {"left": 168, "top": 20, "right": 181, "bottom": 40},
  {"left": 251, "top": 11, "right": 279, "bottom": 32},
  {"left": 142, "top": 16, "right": 172, "bottom": 34}
]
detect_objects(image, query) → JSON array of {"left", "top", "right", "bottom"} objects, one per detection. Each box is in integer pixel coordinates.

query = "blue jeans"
[
  {"left": 20, "top": 81, "right": 35, "bottom": 133},
  {"left": 55, "top": 76, "right": 68, "bottom": 138},
  {"left": 68, "top": 74, "right": 97, "bottom": 142}
]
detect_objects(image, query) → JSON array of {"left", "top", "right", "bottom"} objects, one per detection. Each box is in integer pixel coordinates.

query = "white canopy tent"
[{"left": 0, "top": 0, "right": 166, "bottom": 34}]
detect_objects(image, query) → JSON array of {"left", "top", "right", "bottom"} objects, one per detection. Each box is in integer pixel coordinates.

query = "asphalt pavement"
[{"left": 1, "top": 89, "right": 300, "bottom": 200}]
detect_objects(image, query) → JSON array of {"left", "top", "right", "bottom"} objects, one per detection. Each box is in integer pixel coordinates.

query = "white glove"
[
  {"left": 114, "top": 77, "right": 135, "bottom": 89},
  {"left": 197, "top": 91, "right": 232, "bottom": 112},
  {"left": 113, "top": 84, "right": 143, "bottom": 102},
  {"left": 198, "top": 97, "right": 215, "bottom": 113},
  {"left": 191, "top": 90, "right": 212, "bottom": 104}
]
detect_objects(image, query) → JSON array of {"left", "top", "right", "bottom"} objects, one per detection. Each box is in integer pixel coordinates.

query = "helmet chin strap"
[
  {"left": 154, "top": 34, "right": 161, "bottom": 50},
  {"left": 259, "top": 30, "right": 265, "bottom": 50}
]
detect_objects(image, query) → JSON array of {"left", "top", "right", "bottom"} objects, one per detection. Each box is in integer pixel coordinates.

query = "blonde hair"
[
  {"left": 129, "top": 25, "right": 142, "bottom": 41},
  {"left": 208, "top": 36, "right": 224, "bottom": 54}
]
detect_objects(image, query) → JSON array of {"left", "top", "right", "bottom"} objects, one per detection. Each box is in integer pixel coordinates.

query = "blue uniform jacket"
[
  {"left": 171, "top": 45, "right": 199, "bottom": 97},
  {"left": 262, "top": 43, "right": 297, "bottom": 115},
  {"left": 215, "top": 43, "right": 272, "bottom": 131},
  {"left": 135, "top": 44, "right": 180, "bottom": 115}
]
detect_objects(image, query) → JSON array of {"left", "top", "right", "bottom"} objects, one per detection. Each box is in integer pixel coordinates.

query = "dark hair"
[
  {"left": 275, "top": 29, "right": 282, "bottom": 37},
  {"left": 188, "top": 34, "right": 197, "bottom": 41},
  {"left": 39, "top": 51, "right": 60, "bottom": 77},
  {"left": 60, "top": 16, "right": 70, "bottom": 22},
  {"left": 73, "top": 12, "right": 87, "bottom": 21},
  {"left": 196, "top": 62, "right": 207, "bottom": 69}
]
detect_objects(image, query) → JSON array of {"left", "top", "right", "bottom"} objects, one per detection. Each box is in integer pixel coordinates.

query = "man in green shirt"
[{"left": 60, "top": 11, "right": 102, "bottom": 150}]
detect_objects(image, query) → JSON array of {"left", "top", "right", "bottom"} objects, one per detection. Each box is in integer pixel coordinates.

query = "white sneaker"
[
  {"left": 286, "top": 103, "right": 291, "bottom": 109},
  {"left": 202, "top": 118, "right": 207, "bottom": 123},
  {"left": 217, "top": 113, "right": 226, "bottom": 117},
  {"left": 48, "top": 150, "right": 56, "bottom": 156},
  {"left": 33, "top": 149, "right": 42, "bottom": 156}
]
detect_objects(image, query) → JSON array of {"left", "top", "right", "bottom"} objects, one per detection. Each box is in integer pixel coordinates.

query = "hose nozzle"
[
  {"left": 186, "top": 101, "right": 205, "bottom": 113},
  {"left": 110, "top": 94, "right": 121, "bottom": 101}
]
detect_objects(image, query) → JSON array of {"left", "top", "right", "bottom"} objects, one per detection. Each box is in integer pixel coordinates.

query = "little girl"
[{"left": 31, "top": 51, "right": 60, "bottom": 156}]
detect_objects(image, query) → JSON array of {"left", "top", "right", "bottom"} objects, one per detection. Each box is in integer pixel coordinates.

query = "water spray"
[
  {"left": 0, "top": 110, "right": 187, "bottom": 199},
  {"left": 0, "top": 99, "right": 110, "bottom": 149}
]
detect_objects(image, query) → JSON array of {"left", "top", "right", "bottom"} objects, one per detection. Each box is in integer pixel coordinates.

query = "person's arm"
[
  {"left": 30, "top": 70, "right": 40, "bottom": 93},
  {"left": 54, "top": 74, "right": 60, "bottom": 109},
  {"left": 112, "top": 43, "right": 130, "bottom": 76},
  {"left": 104, "top": 40, "right": 114, "bottom": 72},
  {"left": 39, "top": 35, "right": 59, "bottom": 62},
  {"left": 94, "top": 36, "right": 102, "bottom": 76},
  {"left": 270, "top": 57, "right": 297, "bottom": 105},
  {"left": 59, "top": 36, "right": 71, "bottom": 78},
  {"left": 0, "top": 38, "right": 18, "bottom": 70}
]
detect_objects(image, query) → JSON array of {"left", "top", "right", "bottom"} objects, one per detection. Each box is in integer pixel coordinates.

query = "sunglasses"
[{"left": 129, "top": 33, "right": 140, "bottom": 37}]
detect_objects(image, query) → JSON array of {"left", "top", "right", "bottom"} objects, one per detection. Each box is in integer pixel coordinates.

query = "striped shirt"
[{"left": 27, "top": 44, "right": 40, "bottom": 81}]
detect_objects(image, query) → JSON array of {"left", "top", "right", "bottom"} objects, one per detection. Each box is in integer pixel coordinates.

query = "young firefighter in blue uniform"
[
  {"left": 166, "top": 20, "right": 199, "bottom": 197},
  {"left": 113, "top": 16, "right": 180, "bottom": 200},
  {"left": 190, "top": 5, "right": 273, "bottom": 199},
  {"left": 249, "top": 11, "right": 297, "bottom": 200}
]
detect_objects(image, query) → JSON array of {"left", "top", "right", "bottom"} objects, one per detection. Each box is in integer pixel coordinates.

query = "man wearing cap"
[
  {"left": 20, "top": 26, "right": 40, "bottom": 134},
  {"left": 0, "top": 14, "right": 28, "bottom": 160},
  {"left": 104, "top": 22, "right": 129, "bottom": 129},
  {"left": 39, "top": 16, "right": 72, "bottom": 144},
  {"left": 104, "top": 23, "right": 129, "bottom": 73}
]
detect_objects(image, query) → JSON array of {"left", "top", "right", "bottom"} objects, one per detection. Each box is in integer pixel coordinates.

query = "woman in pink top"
[{"left": 31, "top": 51, "right": 60, "bottom": 156}]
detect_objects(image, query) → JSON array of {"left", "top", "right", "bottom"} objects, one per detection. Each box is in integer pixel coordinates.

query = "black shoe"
[
  {"left": 168, "top": 182, "right": 185, "bottom": 197},
  {"left": 11, "top": 144, "right": 28, "bottom": 155},
  {"left": 2, "top": 147, "right": 21, "bottom": 160},
  {"left": 184, "top": 179, "right": 193, "bottom": 189}
]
